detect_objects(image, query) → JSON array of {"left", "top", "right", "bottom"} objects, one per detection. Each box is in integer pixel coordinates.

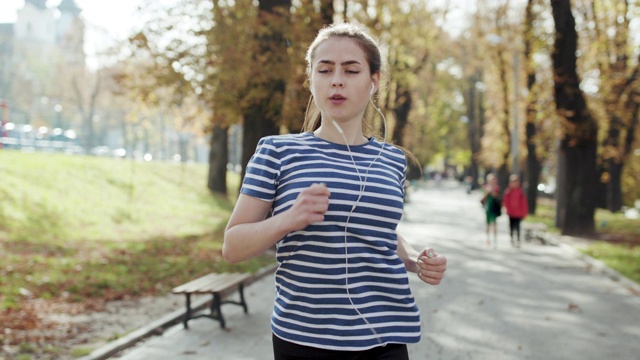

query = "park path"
[{"left": 112, "top": 181, "right": 640, "bottom": 360}]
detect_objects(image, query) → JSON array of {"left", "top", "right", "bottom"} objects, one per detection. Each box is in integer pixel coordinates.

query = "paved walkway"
[{"left": 113, "top": 181, "right": 640, "bottom": 360}]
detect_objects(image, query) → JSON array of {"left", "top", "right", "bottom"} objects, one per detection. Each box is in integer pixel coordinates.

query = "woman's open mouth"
[{"left": 330, "top": 94, "right": 346, "bottom": 104}]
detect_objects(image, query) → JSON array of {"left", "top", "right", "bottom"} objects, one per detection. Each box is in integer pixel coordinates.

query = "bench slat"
[
  {"left": 172, "top": 273, "right": 251, "bottom": 294},
  {"left": 171, "top": 274, "right": 219, "bottom": 293},
  {"left": 190, "top": 273, "right": 249, "bottom": 293}
]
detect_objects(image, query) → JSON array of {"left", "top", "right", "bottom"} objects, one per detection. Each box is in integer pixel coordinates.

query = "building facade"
[
  {"left": 4, "top": 0, "right": 84, "bottom": 65},
  {"left": 0, "top": 1, "right": 209, "bottom": 162},
  {"left": 0, "top": 0, "right": 84, "bottom": 151}
]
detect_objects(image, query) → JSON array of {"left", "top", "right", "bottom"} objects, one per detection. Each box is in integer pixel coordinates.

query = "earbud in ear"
[{"left": 370, "top": 84, "right": 375, "bottom": 96}]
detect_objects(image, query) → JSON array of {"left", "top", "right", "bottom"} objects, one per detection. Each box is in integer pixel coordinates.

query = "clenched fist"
[
  {"left": 416, "top": 248, "right": 447, "bottom": 285},
  {"left": 285, "top": 183, "right": 331, "bottom": 232}
]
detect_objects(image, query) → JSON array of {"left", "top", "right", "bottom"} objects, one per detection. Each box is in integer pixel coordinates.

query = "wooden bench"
[
  {"left": 171, "top": 263, "right": 277, "bottom": 329},
  {"left": 172, "top": 272, "right": 252, "bottom": 329},
  {"left": 523, "top": 222, "right": 549, "bottom": 245}
]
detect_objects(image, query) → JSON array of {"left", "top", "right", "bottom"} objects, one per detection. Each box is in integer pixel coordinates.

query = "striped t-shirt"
[{"left": 240, "top": 132, "right": 421, "bottom": 351}]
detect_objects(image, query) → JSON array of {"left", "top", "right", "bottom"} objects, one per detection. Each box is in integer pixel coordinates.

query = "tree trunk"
[
  {"left": 523, "top": 0, "right": 541, "bottom": 215},
  {"left": 497, "top": 164, "right": 509, "bottom": 192},
  {"left": 594, "top": 0, "right": 639, "bottom": 212},
  {"left": 319, "top": 0, "right": 334, "bottom": 25},
  {"left": 551, "top": 0, "right": 598, "bottom": 236},
  {"left": 598, "top": 74, "right": 640, "bottom": 211},
  {"left": 465, "top": 74, "right": 483, "bottom": 190},
  {"left": 525, "top": 119, "right": 541, "bottom": 214},
  {"left": 242, "top": 100, "right": 280, "bottom": 181},
  {"left": 391, "top": 86, "right": 412, "bottom": 147},
  {"left": 240, "top": 0, "right": 291, "bottom": 183},
  {"left": 600, "top": 116, "right": 624, "bottom": 211},
  {"left": 604, "top": 159, "right": 623, "bottom": 212},
  {"left": 207, "top": 124, "right": 228, "bottom": 195}
]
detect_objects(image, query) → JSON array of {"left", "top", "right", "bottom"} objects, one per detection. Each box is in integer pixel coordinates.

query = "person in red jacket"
[{"left": 503, "top": 174, "right": 528, "bottom": 248}]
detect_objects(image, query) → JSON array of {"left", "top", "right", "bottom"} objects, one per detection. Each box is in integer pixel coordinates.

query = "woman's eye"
[{"left": 318, "top": 69, "right": 330, "bottom": 74}]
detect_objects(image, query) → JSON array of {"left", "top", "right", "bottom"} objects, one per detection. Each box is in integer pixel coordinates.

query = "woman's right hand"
[{"left": 285, "top": 183, "right": 331, "bottom": 232}]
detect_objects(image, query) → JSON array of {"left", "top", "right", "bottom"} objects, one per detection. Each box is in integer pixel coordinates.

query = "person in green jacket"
[{"left": 481, "top": 173, "right": 501, "bottom": 248}]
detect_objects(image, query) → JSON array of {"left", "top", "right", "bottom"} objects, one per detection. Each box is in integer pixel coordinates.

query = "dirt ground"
[{"left": 1, "top": 294, "right": 181, "bottom": 360}]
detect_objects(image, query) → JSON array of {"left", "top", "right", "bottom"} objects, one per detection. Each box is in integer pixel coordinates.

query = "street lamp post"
[
  {"left": 54, "top": 104, "right": 63, "bottom": 129},
  {"left": 0, "top": 99, "right": 7, "bottom": 149},
  {"left": 0, "top": 99, "right": 7, "bottom": 124}
]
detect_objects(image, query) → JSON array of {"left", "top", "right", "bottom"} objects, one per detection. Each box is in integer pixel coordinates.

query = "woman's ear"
[{"left": 370, "top": 72, "right": 381, "bottom": 94}]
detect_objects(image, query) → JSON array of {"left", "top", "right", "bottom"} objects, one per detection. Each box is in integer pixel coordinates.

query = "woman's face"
[{"left": 309, "top": 37, "right": 379, "bottom": 126}]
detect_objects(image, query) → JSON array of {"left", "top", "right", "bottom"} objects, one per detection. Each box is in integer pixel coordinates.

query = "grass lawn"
[
  {"left": 0, "top": 151, "right": 273, "bottom": 332},
  {"left": 527, "top": 197, "right": 640, "bottom": 284}
]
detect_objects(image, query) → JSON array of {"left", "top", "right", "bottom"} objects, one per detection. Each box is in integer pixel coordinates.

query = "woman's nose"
[{"left": 331, "top": 74, "right": 344, "bottom": 88}]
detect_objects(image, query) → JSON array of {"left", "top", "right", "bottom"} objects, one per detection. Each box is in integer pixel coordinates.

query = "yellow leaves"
[{"left": 128, "top": 32, "right": 150, "bottom": 49}]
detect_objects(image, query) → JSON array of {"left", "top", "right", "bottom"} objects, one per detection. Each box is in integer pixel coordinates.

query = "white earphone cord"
[{"left": 332, "top": 94, "right": 387, "bottom": 344}]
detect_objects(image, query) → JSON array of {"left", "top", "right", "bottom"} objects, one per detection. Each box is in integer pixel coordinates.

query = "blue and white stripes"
[{"left": 241, "top": 132, "right": 420, "bottom": 351}]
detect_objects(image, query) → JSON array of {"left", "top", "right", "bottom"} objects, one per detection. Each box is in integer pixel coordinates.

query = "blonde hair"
[{"left": 301, "top": 23, "right": 382, "bottom": 133}]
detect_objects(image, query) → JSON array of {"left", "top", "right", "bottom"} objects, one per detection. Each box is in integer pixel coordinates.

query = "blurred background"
[
  {"left": 0, "top": 0, "right": 639, "bottom": 231},
  {"left": 1, "top": 1, "right": 639, "bottom": 358}
]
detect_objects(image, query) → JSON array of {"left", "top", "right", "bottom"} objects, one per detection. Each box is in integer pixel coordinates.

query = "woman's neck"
[{"left": 314, "top": 122, "right": 367, "bottom": 145}]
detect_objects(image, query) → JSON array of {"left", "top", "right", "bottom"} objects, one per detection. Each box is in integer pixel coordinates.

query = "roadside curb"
[
  {"left": 545, "top": 234, "right": 640, "bottom": 298},
  {"left": 78, "top": 263, "right": 277, "bottom": 360}
]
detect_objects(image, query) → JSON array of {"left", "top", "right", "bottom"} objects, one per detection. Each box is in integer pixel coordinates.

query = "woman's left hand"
[{"left": 416, "top": 248, "right": 447, "bottom": 285}]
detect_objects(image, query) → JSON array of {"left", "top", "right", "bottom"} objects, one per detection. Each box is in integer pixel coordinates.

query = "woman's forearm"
[
  {"left": 223, "top": 212, "right": 291, "bottom": 263},
  {"left": 397, "top": 234, "right": 420, "bottom": 273},
  {"left": 224, "top": 186, "right": 331, "bottom": 264}
]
